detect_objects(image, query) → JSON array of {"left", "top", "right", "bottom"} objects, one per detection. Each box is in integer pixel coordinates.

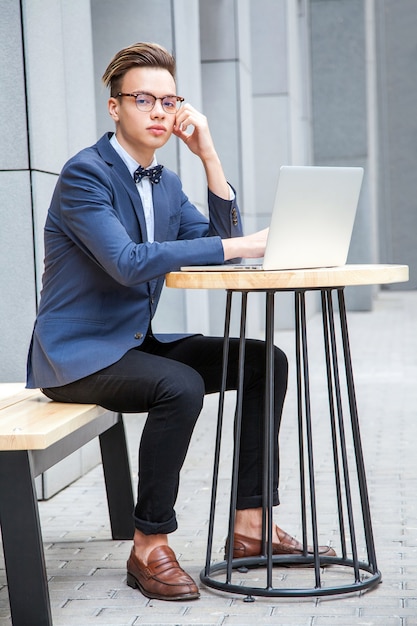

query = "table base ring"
[{"left": 200, "top": 556, "right": 381, "bottom": 598}]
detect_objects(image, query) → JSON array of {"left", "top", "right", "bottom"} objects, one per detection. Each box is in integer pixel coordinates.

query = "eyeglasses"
[{"left": 116, "top": 92, "right": 184, "bottom": 114}]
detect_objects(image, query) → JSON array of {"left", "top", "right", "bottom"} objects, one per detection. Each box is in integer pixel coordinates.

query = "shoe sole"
[{"left": 126, "top": 571, "right": 200, "bottom": 601}]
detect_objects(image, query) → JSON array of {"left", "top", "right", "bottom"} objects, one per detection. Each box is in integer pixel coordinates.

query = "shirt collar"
[{"left": 109, "top": 133, "right": 157, "bottom": 178}]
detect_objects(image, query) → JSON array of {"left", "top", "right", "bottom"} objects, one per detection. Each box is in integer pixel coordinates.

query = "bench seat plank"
[
  {"left": 0, "top": 384, "right": 38, "bottom": 409},
  {"left": 0, "top": 392, "right": 109, "bottom": 451},
  {"left": 0, "top": 382, "right": 27, "bottom": 399}
]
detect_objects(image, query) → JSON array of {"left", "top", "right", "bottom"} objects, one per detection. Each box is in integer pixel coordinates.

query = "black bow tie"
[{"left": 134, "top": 164, "right": 164, "bottom": 184}]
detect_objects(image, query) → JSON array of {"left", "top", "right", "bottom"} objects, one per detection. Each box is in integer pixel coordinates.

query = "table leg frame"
[
  {"left": 200, "top": 288, "right": 381, "bottom": 598},
  {"left": 0, "top": 450, "right": 53, "bottom": 626}
]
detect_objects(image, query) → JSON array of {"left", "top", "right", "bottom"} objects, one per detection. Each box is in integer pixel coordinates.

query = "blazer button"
[{"left": 134, "top": 332, "right": 143, "bottom": 340}]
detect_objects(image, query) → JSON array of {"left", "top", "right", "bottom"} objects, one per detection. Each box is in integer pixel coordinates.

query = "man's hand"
[
  {"left": 173, "top": 103, "right": 216, "bottom": 160},
  {"left": 222, "top": 228, "right": 269, "bottom": 261},
  {"left": 173, "top": 103, "right": 230, "bottom": 200}
]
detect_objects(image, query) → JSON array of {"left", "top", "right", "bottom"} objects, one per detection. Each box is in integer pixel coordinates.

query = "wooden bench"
[{"left": 0, "top": 383, "right": 134, "bottom": 626}]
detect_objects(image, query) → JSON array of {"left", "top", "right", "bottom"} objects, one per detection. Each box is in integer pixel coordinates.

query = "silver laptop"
[{"left": 182, "top": 165, "right": 364, "bottom": 271}]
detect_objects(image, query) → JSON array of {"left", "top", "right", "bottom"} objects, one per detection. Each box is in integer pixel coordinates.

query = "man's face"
[{"left": 108, "top": 66, "right": 177, "bottom": 162}]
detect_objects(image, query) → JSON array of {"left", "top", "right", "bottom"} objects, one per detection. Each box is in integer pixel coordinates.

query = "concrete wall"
[
  {"left": 0, "top": 1, "right": 36, "bottom": 384},
  {"left": 310, "top": 0, "right": 376, "bottom": 309},
  {"left": 1, "top": 0, "right": 99, "bottom": 496},
  {"left": 374, "top": 0, "right": 417, "bottom": 289}
]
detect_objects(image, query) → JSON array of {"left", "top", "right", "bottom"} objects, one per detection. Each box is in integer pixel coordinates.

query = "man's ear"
[{"left": 108, "top": 97, "right": 119, "bottom": 121}]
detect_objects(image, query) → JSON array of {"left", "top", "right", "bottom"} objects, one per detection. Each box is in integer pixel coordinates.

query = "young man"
[{"left": 27, "top": 42, "right": 334, "bottom": 602}]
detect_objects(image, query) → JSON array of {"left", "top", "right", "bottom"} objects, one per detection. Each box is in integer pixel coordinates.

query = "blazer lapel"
[
  {"left": 114, "top": 163, "right": 148, "bottom": 241},
  {"left": 152, "top": 181, "right": 170, "bottom": 242},
  {"left": 96, "top": 134, "right": 148, "bottom": 241}
]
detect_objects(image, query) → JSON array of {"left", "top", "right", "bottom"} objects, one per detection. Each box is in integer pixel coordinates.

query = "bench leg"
[
  {"left": 99, "top": 414, "right": 135, "bottom": 540},
  {"left": 0, "top": 450, "right": 52, "bottom": 626}
]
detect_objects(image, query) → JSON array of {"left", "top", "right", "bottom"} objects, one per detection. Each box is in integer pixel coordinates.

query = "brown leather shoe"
[
  {"left": 229, "top": 527, "right": 336, "bottom": 559},
  {"left": 126, "top": 545, "right": 200, "bottom": 601}
]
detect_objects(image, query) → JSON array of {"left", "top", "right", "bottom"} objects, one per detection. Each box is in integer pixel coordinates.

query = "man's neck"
[{"left": 114, "top": 132, "right": 155, "bottom": 168}]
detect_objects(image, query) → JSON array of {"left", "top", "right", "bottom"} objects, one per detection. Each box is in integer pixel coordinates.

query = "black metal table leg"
[
  {"left": 264, "top": 290, "right": 275, "bottom": 590},
  {"left": 295, "top": 290, "right": 323, "bottom": 588},
  {"left": 204, "top": 291, "right": 233, "bottom": 577},
  {"left": 321, "top": 289, "right": 361, "bottom": 578},
  {"left": 200, "top": 287, "right": 381, "bottom": 599},
  {"left": 0, "top": 450, "right": 52, "bottom": 626},
  {"left": 337, "top": 289, "right": 379, "bottom": 573}
]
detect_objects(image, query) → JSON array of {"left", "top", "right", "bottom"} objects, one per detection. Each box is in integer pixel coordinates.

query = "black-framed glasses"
[{"left": 117, "top": 92, "right": 184, "bottom": 114}]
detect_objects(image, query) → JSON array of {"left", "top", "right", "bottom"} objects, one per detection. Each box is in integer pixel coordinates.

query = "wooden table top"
[{"left": 166, "top": 264, "right": 409, "bottom": 291}]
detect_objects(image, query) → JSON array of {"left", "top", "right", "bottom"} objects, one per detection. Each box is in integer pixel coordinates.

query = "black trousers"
[{"left": 43, "top": 334, "right": 288, "bottom": 535}]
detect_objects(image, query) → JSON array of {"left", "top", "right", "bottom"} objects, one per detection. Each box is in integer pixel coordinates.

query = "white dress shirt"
[{"left": 110, "top": 133, "right": 155, "bottom": 242}]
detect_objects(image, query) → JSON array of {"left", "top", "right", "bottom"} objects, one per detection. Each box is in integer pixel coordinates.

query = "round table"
[{"left": 166, "top": 264, "right": 409, "bottom": 600}]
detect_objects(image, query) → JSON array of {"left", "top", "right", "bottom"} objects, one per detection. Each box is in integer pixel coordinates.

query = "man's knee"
[
  {"left": 274, "top": 346, "right": 288, "bottom": 377},
  {"left": 163, "top": 364, "right": 205, "bottom": 416}
]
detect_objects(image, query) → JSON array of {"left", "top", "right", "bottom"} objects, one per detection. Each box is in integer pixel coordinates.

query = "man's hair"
[{"left": 102, "top": 42, "right": 176, "bottom": 96}]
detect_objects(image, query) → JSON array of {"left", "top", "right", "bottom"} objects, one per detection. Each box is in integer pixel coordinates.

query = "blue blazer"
[{"left": 26, "top": 133, "right": 243, "bottom": 388}]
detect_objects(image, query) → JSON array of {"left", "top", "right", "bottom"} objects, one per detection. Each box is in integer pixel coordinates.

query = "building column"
[{"left": 310, "top": 0, "right": 376, "bottom": 310}]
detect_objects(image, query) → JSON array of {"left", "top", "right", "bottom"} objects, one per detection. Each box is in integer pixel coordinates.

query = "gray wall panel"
[
  {"left": 250, "top": 0, "right": 288, "bottom": 96},
  {"left": 22, "top": 0, "right": 97, "bottom": 173},
  {"left": 201, "top": 61, "right": 240, "bottom": 191},
  {"left": 310, "top": 0, "right": 374, "bottom": 309},
  {"left": 376, "top": 0, "right": 417, "bottom": 288},
  {"left": 200, "top": 0, "right": 237, "bottom": 60},
  {"left": 31, "top": 172, "right": 59, "bottom": 297},
  {"left": 0, "top": 0, "right": 28, "bottom": 170},
  {"left": 22, "top": 0, "right": 71, "bottom": 172},
  {"left": 311, "top": 0, "right": 367, "bottom": 162},
  {"left": 0, "top": 172, "right": 36, "bottom": 381},
  {"left": 92, "top": 0, "right": 175, "bottom": 158}
]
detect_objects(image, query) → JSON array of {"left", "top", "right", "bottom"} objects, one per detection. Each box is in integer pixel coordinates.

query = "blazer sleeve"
[
  {"left": 51, "top": 153, "right": 241, "bottom": 287},
  {"left": 206, "top": 187, "right": 243, "bottom": 239}
]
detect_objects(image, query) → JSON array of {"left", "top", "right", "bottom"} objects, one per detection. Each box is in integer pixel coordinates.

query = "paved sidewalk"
[{"left": 1, "top": 290, "right": 416, "bottom": 625}]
